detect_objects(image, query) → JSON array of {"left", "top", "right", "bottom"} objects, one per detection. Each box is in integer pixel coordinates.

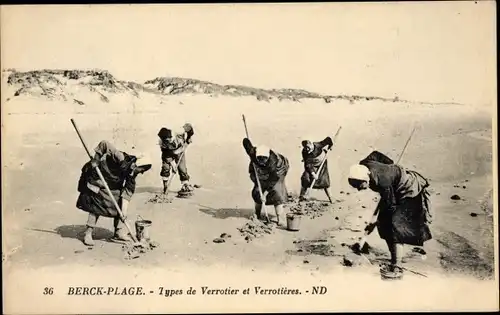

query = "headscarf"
[
  {"left": 135, "top": 153, "right": 152, "bottom": 167},
  {"left": 256, "top": 145, "right": 270, "bottom": 158},
  {"left": 125, "top": 151, "right": 152, "bottom": 176},
  {"left": 348, "top": 164, "right": 370, "bottom": 182},
  {"left": 302, "top": 135, "right": 316, "bottom": 148},
  {"left": 158, "top": 128, "right": 172, "bottom": 140}
]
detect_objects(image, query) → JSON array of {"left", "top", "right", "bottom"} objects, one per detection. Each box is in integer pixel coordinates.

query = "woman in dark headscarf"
[
  {"left": 347, "top": 150, "right": 432, "bottom": 280},
  {"left": 76, "top": 140, "right": 152, "bottom": 246},
  {"left": 243, "top": 138, "right": 290, "bottom": 226},
  {"left": 299, "top": 136, "right": 334, "bottom": 201}
]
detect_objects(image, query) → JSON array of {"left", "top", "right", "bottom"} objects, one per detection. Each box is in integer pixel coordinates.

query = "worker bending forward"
[
  {"left": 347, "top": 150, "right": 432, "bottom": 280},
  {"left": 158, "top": 123, "right": 194, "bottom": 194},
  {"left": 76, "top": 140, "right": 152, "bottom": 246},
  {"left": 243, "top": 138, "right": 290, "bottom": 227}
]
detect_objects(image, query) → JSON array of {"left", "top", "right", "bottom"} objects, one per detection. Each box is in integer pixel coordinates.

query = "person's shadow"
[
  {"left": 30, "top": 225, "right": 115, "bottom": 242},
  {"left": 135, "top": 186, "right": 161, "bottom": 194},
  {"left": 198, "top": 205, "right": 255, "bottom": 220}
]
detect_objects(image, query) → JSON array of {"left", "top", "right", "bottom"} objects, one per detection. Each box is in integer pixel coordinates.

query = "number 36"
[{"left": 43, "top": 287, "right": 54, "bottom": 295}]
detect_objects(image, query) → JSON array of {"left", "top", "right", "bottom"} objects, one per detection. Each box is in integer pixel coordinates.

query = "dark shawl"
[
  {"left": 243, "top": 138, "right": 289, "bottom": 191},
  {"left": 360, "top": 151, "right": 432, "bottom": 245},
  {"left": 360, "top": 151, "right": 401, "bottom": 214},
  {"left": 301, "top": 136, "right": 333, "bottom": 189}
]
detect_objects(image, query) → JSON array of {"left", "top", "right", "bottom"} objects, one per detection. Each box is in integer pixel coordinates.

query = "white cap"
[
  {"left": 256, "top": 145, "right": 270, "bottom": 158},
  {"left": 348, "top": 164, "right": 370, "bottom": 181},
  {"left": 136, "top": 153, "right": 152, "bottom": 166},
  {"left": 129, "top": 149, "right": 152, "bottom": 166}
]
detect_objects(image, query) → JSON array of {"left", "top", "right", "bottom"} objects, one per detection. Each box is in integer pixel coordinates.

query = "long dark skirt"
[
  {"left": 376, "top": 190, "right": 432, "bottom": 246},
  {"left": 252, "top": 178, "right": 289, "bottom": 206},
  {"left": 76, "top": 188, "right": 122, "bottom": 218},
  {"left": 301, "top": 160, "right": 330, "bottom": 189}
]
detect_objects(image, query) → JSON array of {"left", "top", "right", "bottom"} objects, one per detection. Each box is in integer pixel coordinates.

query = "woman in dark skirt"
[
  {"left": 76, "top": 140, "right": 152, "bottom": 246},
  {"left": 243, "top": 138, "right": 290, "bottom": 227},
  {"left": 347, "top": 151, "right": 432, "bottom": 279},
  {"left": 299, "top": 136, "right": 334, "bottom": 201}
]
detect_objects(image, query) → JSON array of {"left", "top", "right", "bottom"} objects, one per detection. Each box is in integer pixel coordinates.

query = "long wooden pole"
[
  {"left": 242, "top": 115, "right": 270, "bottom": 222},
  {"left": 70, "top": 119, "right": 139, "bottom": 243},
  {"left": 396, "top": 126, "right": 416, "bottom": 165}
]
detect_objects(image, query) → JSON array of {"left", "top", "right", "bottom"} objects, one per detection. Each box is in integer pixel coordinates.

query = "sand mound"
[
  {"left": 286, "top": 198, "right": 331, "bottom": 219},
  {"left": 4, "top": 69, "right": 143, "bottom": 103},
  {"left": 142, "top": 77, "right": 412, "bottom": 104},
  {"left": 238, "top": 216, "right": 274, "bottom": 242},
  {"left": 293, "top": 238, "right": 337, "bottom": 257},
  {"left": 122, "top": 239, "right": 159, "bottom": 260},
  {"left": 143, "top": 77, "right": 324, "bottom": 102},
  {"left": 146, "top": 193, "right": 173, "bottom": 204}
]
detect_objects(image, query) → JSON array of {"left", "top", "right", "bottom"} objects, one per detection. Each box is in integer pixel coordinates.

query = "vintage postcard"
[{"left": 1, "top": 2, "right": 498, "bottom": 313}]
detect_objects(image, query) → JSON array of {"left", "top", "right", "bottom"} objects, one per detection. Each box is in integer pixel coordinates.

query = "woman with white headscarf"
[
  {"left": 76, "top": 140, "right": 152, "bottom": 246},
  {"left": 348, "top": 150, "right": 432, "bottom": 280},
  {"left": 243, "top": 137, "right": 290, "bottom": 226}
]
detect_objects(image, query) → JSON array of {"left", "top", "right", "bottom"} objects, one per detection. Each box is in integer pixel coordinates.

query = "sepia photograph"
[{"left": 1, "top": 2, "right": 498, "bottom": 313}]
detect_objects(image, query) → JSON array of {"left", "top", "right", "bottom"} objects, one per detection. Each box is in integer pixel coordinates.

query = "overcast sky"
[{"left": 1, "top": 2, "right": 496, "bottom": 105}]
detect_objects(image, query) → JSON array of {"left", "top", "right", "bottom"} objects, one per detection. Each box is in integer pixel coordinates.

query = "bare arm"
[{"left": 318, "top": 136, "right": 334, "bottom": 150}]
